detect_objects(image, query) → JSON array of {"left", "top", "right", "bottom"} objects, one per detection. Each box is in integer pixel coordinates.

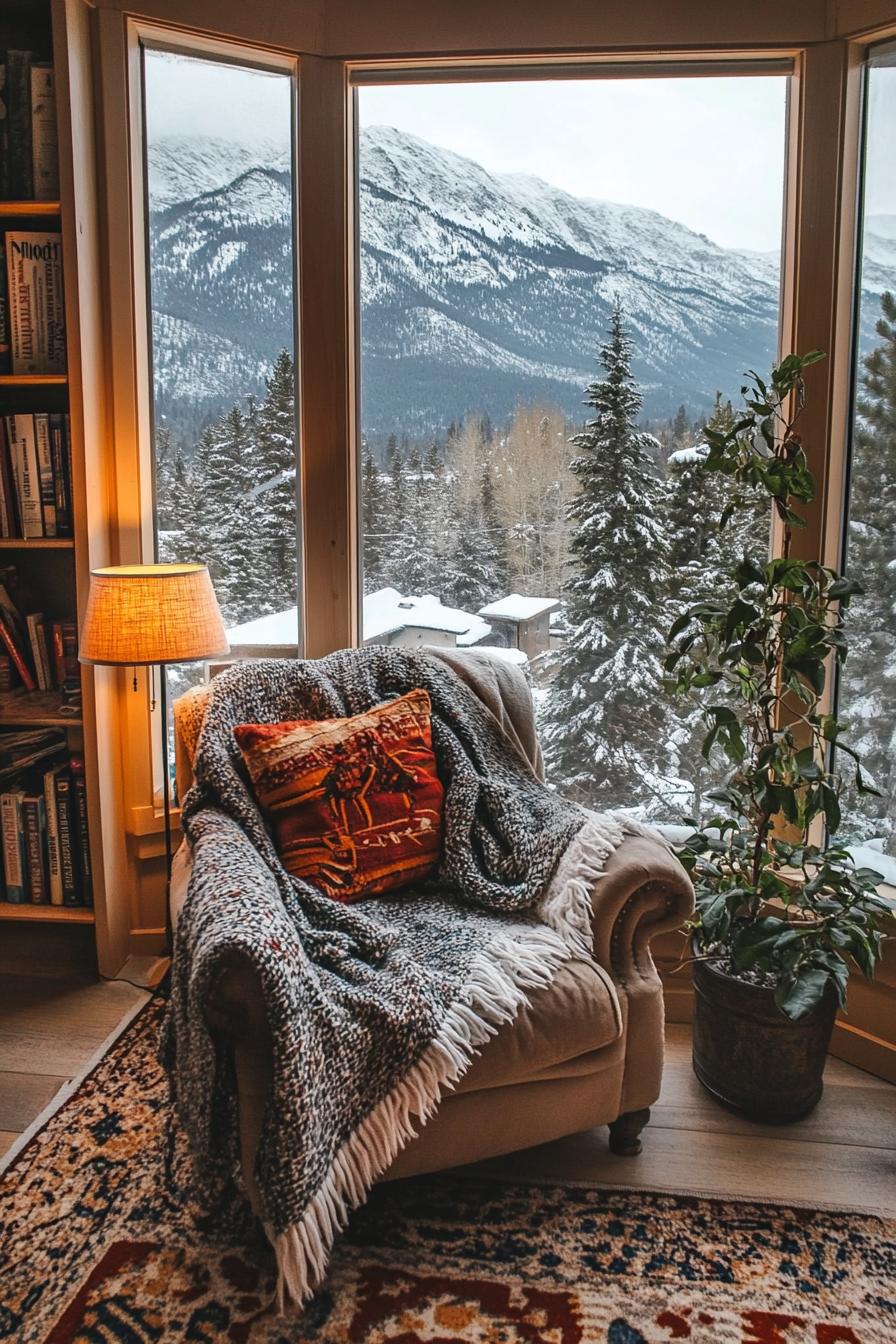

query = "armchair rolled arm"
[{"left": 589, "top": 831, "right": 694, "bottom": 988}]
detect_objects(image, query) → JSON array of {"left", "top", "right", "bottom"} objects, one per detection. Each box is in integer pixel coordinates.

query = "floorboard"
[{"left": 477, "top": 1027, "right": 896, "bottom": 1216}]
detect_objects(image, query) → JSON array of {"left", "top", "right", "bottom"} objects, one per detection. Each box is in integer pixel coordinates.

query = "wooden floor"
[
  {"left": 480, "top": 1024, "right": 896, "bottom": 1216},
  {"left": 0, "top": 972, "right": 147, "bottom": 1160},
  {"left": 1, "top": 978, "right": 894, "bottom": 1218}
]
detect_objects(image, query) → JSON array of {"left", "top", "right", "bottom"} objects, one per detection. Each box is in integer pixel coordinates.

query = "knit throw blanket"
[{"left": 162, "top": 647, "right": 644, "bottom": 1307}]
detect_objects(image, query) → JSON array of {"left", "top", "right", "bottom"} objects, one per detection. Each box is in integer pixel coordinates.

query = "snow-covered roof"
[
  {"left": 226, "top": 591, "right": 494, "bottom": 648},
  {"left": 227, "top": 607, "right": 300, "bottom": 646},
  {"left": 363, "top": 588, "right": 492, "bottom": 645},
  {"left": 478, "top": 594, "right": 560, "bottom": 622}
]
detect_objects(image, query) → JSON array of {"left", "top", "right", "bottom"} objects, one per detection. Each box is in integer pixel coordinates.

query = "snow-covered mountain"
[{"left": 147, "top": 127, "right": 896, "bottom": 439}]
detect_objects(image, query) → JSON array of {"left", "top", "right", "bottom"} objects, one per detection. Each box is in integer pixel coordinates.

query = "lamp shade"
[{"left": 79, "top": 564, "right": 230, "bottom": 667}]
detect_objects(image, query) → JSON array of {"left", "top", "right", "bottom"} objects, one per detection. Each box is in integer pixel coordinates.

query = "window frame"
[{"left": 346, "top": 53, "right": 798, "bottom": 652}]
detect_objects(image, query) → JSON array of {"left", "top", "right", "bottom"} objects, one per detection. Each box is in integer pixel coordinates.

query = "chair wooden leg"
[{"left": 608, "top": 1107, "right": 650, "bottom": 1156}]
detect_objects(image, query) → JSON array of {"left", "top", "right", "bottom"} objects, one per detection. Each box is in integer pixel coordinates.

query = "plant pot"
[{"left": 691, "top": 943, "right": 838, "bottom": 1123}]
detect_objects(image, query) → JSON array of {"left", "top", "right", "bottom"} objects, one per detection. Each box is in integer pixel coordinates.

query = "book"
[
  {"left": 5, "top": 52, "right": 33, "bottom": 200},
  {"left": 0, "top": 62, "right": 8, "bottom": 200},
  {"left": 54, "top": 769, "right": 79, "bottom": 906},
  {"left": 5, "top": 414, "right": 43, "bottom": 536},
  {"left": 49, "top": 413, "right": 72, "bottom": 536},
  {"left": 1, "top": 787, "right": 26, "bottom": 902},
  {"left": 0, "top": 420, "right": 16, "bottom": 535},
  {"left": 51, "top": 620, "right": 78, "bottom": 686},
  {"left": 0, "top": 231, "right": 9, "bottom": 374},
  {"left": 5, "top": 232, "right": 66, "bottom": 374},
  {"left": 70, "top": 759, "right": 92, "bottom": 907},
  {"left": 44, "top": 761, "right": 64, "bottom": 904},
  {"left": 30, "top": 65, "right": 58, "bottom": 203},
  {"left": 0, "top": 576, "right": 36, "bottom": 688},
  {"left": 25, "top": 612, "right": 51, "bottom": 690},
  {"left": 0, "top": 728, "right": 65, "bottom": 776},
  {"left": 33, "top": 413, "right": 57, "bottom": 535},
  {"left": 22, "top": 790, "right": 48, "bottom": 903},
  {"left": 0, "top": 613, "right": 36, "bottom": 689}
]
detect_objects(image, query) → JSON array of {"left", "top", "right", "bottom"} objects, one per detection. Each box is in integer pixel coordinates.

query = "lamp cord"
[{"left": 159, "top": 664, "right": 174, "bottom": 955}]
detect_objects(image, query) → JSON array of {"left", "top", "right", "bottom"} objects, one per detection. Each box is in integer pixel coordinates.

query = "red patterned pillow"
[{"left": 233, "top": 689, "right": 444, "bottom": 903}]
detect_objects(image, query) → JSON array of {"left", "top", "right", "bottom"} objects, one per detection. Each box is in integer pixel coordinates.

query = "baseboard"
[{"left": 829, "top": 1018, "right": 896, "bottom": 1084}]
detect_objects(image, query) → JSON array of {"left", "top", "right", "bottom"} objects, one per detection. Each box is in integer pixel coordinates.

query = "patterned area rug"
[{"left": 1, "top": 997, "right": 894, "bottom": 1343}]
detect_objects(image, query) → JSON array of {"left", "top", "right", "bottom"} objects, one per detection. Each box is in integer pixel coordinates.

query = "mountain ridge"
[{"left": 146, "top": 126, "right": 895, "bottom": 440}]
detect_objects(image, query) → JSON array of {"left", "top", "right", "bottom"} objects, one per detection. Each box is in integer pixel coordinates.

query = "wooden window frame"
[{"left": 72, "top": 1, "right": 894, "bottom": 1031}]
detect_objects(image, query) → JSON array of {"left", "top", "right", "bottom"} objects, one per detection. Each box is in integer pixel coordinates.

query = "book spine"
[
  {"left": 25, "top": 613, "right": 47, "bottom": 690},
  {"left": 49, "top": 413, "right": 72, "bottom": 536},
  {"left": 12, "top": 415, "right": 43, "bottom": 537},
  {"left": 0, "top": 615, "right": 36, "bottom": 691},
  {"left": 23, "top": 794, "right": 48, "bottom": 903},
  {"left": 6, "top": 52, "right": 33, "bottom": 201},
  {"left": 5, "top": 232, "right": 66, "bottom": 374},
  {"left": 51, "top": 621, "right": 64, "bottom": 687},
  {"left": 33, "top": 413, "right": 57, "bottom": 535},
  {"left": 1, "top": 791, "right": 26, "bottom": 902},
  {"left": 55, "top": 772, "right": 80, "bottom": 906},
  {"left": 0, "top": 232, "right": 9, "bottom": 374},
  {"left": 3, "top": 416, "right": 20, "bottom": 536},
  {"left": 0, "top": 421, "right": 11, "bottom": 536},
  {"left": 0, "top": 62, "right": 9, "bottom": 200},
  {"left": 44, "top": 768, "right": 63, "bottom": 905},
  {"left": 29, "top": 66, "right": 58, "bottom": 203},
  {"left": 71, "top": 770, "right": 93, "bottom": 907}
]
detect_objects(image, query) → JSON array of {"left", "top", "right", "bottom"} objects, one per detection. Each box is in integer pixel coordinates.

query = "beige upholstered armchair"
[{"left": 170, "top": 648, "right": 693, "bottom": 1211}]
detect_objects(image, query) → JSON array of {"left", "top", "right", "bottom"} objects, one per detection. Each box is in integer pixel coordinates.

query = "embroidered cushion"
[{"left": 233, "top": 689, "right": 444, "bottom": 902}]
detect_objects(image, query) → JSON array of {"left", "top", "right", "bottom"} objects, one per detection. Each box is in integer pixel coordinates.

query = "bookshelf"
[{"left": 0, "top": 3, "right": 96, "bottom": 936}]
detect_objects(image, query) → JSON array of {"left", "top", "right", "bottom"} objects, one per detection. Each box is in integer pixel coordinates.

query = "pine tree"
[
  {"left": 840, "top": 290, "right": 896, "bottom": 847},
  {"left": 153, "top": 425, "right": 190, "bottom": 533},
  {"left": 479, "top": 460, "right": 510, "bottom": 595},
  {"left": 383, "top": 448, "right": 439, "bottom": 596},
  {"left": 181, "top": 405, "right": 274, "bottom": 626},
  {"left": 361, "top": 441, "right": 390, "bottom": 593},
  {"left": 252, "top": 349, "right": 300, "bottom": 611},
  {"left": 540, "top": 300, "right": 672, "bottom": 811}
]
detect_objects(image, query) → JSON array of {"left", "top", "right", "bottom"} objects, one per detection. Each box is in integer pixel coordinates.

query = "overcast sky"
[{"left": 144, "top": 52, "right": 895, "bottom": 253}]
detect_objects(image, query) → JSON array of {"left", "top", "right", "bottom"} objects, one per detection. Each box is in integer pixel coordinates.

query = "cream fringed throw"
[{"left": 162, "top": 648, "right": 645, "bottom": 1307}]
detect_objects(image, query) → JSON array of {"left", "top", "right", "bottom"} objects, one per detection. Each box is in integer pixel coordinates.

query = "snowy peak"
[
  {"left": 148, "top": 134, "right": 289, "bottom": 209},
  {"left": 146, "top": 125, "right": 896, "bottom": 438}
]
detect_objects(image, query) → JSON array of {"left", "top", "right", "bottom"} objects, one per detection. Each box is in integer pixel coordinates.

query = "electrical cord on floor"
[{"left": 99, "top": 965, "right": 171, "bottom": 998}]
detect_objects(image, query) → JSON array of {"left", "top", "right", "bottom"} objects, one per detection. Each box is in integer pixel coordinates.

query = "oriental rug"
[{"left": 0, "top": 996, "right": 893, "bottom": 1343}]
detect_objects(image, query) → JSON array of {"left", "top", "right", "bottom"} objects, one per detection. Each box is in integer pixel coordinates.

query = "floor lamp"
[{"left": 79, "top": 563, "right": 229, "bottom": 949}]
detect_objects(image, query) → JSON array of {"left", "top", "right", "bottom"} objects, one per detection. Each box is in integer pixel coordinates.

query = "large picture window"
[
  {"left": 839, "top": 44, "right": 896, "bottom": 876},
  {"left": 141, "top": 43, "right": 301, "bottom": 689},
  {"left": 355, "top": 70, "right": 789, "bottom": 821}
]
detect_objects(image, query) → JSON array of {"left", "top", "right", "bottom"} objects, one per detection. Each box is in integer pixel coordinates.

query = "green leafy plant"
[{"left": 666, "top": 351, "right": 894, "bottom": 1021}]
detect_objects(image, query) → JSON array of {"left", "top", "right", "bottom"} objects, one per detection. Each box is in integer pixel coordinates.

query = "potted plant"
[{"left": 666, "top": 350, "right": 894, "bottom": 1123}]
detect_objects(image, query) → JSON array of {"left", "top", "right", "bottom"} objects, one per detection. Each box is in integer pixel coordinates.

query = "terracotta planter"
[{"left": 691, "top": 945, "right": 837, "bottom": 1123}]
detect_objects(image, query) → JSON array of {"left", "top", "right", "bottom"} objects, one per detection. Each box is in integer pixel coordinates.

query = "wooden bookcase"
[{"left": 0, "top": 0, "right": 100, "bottom": 953}]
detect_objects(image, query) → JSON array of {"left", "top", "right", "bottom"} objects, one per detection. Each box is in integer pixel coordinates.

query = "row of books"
[
  {"left": 0, "top": 730, "right": 91, "bottom": 906},
  {"left": 0, "top": 566, "right": 78, "bottom": 695},
  {"left": 0, "top": 412, "right": 73, "bottom": 537},
  {"left": 0, "top": 53, "right": 58, "bottom": 201},
  {"left": 0, "top": 230, "right": 66, "bottom": 375}
]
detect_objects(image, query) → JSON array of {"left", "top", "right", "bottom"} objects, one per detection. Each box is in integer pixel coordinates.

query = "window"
[
  {"left": 140, "top": 44, "right": 301, "bottom": 714},
  {"left": 355, "top": 71, "right": 788, "bottom": 821},
  {"left": 838, "top": 44, "right": 896, "bottom": 874}
]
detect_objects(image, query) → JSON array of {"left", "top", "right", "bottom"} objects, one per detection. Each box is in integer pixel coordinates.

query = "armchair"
[{"left": 170, "top": 648, "right": 693, "bottom": 1212}]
